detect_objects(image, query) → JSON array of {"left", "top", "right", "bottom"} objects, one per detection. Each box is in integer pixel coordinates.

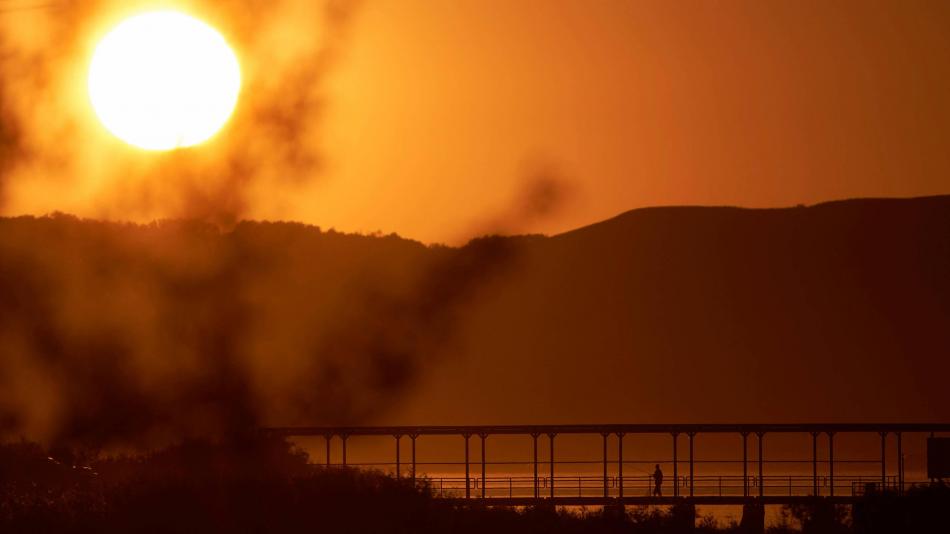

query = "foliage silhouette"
[{"left": 4, "top": 438, "right": 950, "bottom": 533}]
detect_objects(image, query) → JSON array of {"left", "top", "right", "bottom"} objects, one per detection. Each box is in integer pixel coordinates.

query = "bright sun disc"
[{"left": 88, "top": 11, "right": 241, "bottom": 151}]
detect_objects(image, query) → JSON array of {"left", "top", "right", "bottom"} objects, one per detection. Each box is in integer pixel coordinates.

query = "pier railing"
[{"left": 262, "top": 423, "right": 950, "bottom": 505}]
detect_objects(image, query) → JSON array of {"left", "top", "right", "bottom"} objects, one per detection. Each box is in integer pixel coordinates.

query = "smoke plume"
[{"left": 0, "top": 1, "right": 572, "bottom": 450}]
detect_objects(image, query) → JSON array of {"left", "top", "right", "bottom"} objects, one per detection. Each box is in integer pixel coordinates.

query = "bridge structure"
[{"left": 262, "top": 423, "right": 950, "bottom": 507}]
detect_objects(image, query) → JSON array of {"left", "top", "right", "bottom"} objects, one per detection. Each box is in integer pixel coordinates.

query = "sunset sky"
[
  {"left": 1, "top": 0, "right": 949, "bottom": 243},
  {"left": 318, "top": 0, "right": 950, "bottom": 241},
  {"left": 1, "top": 1, "right": 949, "bottom": 496}
]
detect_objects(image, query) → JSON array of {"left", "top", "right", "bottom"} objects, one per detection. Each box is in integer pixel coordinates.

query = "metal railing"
[{"left": 420, "top": 474, "right": 904, "bottom": 499}]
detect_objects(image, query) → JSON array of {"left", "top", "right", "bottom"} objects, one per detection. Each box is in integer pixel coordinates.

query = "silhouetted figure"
[{"left": 653, "top": 464, "right": 663, "bottom": 496}]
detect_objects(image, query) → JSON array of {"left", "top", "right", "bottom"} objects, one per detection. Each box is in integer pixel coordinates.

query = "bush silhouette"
[{"left": 4, "top": 438, "right": 950, "bottom": 533}]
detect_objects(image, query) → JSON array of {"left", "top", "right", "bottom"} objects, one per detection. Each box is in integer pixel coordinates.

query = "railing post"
[
  {"left": 548, "top": 433, "right": 557, "bottom": 499},
  {"left": 410, "top": 434, "right": 418, "bottom": 483},
  {"left": 688, "top": 432, "right": 696, "bottom": 497},
  {"left": 532, "top": 433, "right": 540, "bottom": 499},
  {"left": 741, "top": 432, "right": 749, "bottom": 497},
  {"left": 880, "top": 432, "right": 887, "bottom": 490},
  {"left": 672, "top": 432, "right": 679, "bottom": 497},
  {"left": 463, "top": 433, "right": 471, "bottom": 499},
  {"left": 394, "top": 434, "right": 401, "bottom": 478},
  {"left": 811, "top": 432, "right": 819, "bottom": 497},
  {"left": 342, "top": 434, "right": 348, "bottom": 466},
  {"left": 757, "top": 432, "right": 765, "bottom": 498},
  {"left": 325, "top": 434, "right": 332, "bottom": 467},
  {"left": 602, "top": 433, "right": 609, "bottom": 498},
  {"left": 896, "top": 432, "right": 903, "bottom": 495},
  {"left": 828, "top": 432, "right": 835, "bottom": 497},
  {"left": 480, "top": 433, "right": 488, "bottom": 498},
  {"left": 617, "top": 432, "right": 625, "bottom": 499}
]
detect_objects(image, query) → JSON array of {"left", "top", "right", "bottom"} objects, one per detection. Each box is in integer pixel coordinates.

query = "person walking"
[{"left": 653, "top": 464, "right": 664, "bottom": 496}]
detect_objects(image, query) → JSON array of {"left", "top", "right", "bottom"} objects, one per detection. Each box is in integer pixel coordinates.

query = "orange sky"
[
  {"left": 2, "top": 0, "right": 949, "bottom": 243},
  {"left": 312, "top": 0, "right": 950, "bottom": 242}
]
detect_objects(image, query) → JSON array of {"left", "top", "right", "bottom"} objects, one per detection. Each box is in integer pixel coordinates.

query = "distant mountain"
[{"left": 0, "top": 196, "right": 948, "bottom": 447}]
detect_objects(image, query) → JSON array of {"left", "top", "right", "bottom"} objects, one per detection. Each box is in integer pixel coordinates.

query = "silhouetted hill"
[
  {"left": 1, "top": 196, "right": 949, "bottom": 447},
  {"left": 399, "top": 195, "right": 950, "bottom": 424}
]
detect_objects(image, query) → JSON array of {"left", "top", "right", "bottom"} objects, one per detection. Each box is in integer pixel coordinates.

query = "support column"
[
  {"left": 532, "top": 433, "right": 539, "bottom": 499},
  {"left": 688, "top": 432, "right": 696, "bottom": 497},
  {"left": 342, "top": 434, "right": 348, "bottom": 467},
  {"left": 740, "top": 503, "right": 766, "bottom": 534},
  {"left": 480, "top": 433, "right": 487, "bottom": 499},
  {"left": 811, "top": 432, "right": 819, "bottom": 497},
  {"left": 897, "top": 432, "right": 903, "bottom": 495},
  {"left": 880, "top": 432, "right": 887, "bottom": 490},
  {"left": 742, "top": 432, "right": 749, "bottom": 497},
  {"left": 411, "top": 434, "right": 417, "bottom": 483},
  {"left": 548, "top": 433, "right": 556, "bottom": 499},
  {"left": 602, "top": 433, "right": 609, "bottom": 498},
  {"left": 325, "top": 434, "right": 331, "bottom": 467},
  {"left": 672, "top": 432, "right": 679, "bottom": 497},
  {"left": 617, "top": 433, "right": 625, "bottom": 499},
  {"left": 757, "top": 432, "right": 765, "bottom": 498},
  {"left": 828, "top": 432, "right": 835, "bottom": 497},
  {"left": 930, "top": 431, "right": 936, "bottom": 483},
  {"left": 395, "top": 434, "right": 401, "bottom": 479},
  {"left": 463, "top": 434, "right": 471, "bottom": 499}
]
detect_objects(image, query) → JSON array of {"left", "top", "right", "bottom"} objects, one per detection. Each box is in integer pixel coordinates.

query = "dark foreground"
[{"left": 1, "top": 438, "right": 948, "bottom": 534}]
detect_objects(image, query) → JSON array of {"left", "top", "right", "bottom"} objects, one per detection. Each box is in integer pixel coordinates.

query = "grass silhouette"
[{"left": 3, "top": 437, "right": 950, "bottom": 533}]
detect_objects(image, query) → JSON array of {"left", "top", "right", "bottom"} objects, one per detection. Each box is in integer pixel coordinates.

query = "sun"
[{"left": 88, "top": 11, "right": 242, "bottom": 151}]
